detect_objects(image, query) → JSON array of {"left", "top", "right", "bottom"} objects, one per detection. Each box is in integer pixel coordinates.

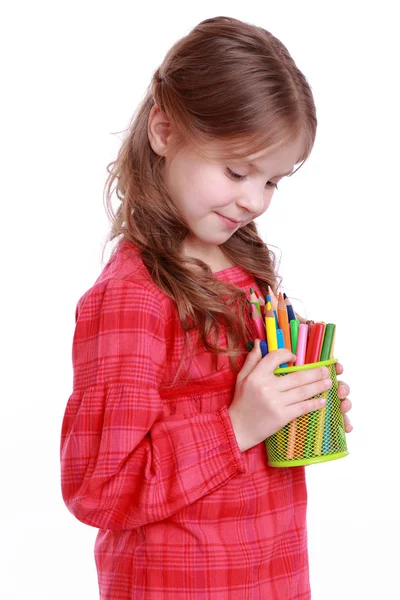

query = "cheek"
[
  {"left": 204, "top": 178, "right": 233, "bottom": 206},
  {"left": 264, "top": 196, "right": 273, "bottom": 211}
]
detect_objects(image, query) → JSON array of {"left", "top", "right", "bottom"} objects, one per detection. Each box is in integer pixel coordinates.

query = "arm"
[{"left": 61, "top": 278, "right": 245, "bottom": 531}]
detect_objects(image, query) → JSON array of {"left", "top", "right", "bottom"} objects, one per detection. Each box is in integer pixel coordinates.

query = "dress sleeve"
[{"left": 60, "top": 277, "right": 246, "bottom": 530}]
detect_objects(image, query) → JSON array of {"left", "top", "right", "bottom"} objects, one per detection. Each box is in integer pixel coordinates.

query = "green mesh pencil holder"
[{"left": 265, "top": 358, "right": 349, "bottom": 467}]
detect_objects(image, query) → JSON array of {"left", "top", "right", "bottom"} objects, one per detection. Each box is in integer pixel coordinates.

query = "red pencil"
[{"left": 305, "top": 323, "right": 325, "bottom": 364}]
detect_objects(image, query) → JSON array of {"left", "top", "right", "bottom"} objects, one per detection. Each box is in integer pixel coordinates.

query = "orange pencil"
[{"left": 277, "top": 292, "right": 293, "bottom": 366}]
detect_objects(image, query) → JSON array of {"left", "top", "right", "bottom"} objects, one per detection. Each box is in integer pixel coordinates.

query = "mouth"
[{"left": 216, "top": 213, "right": 243, "bottom": 225}]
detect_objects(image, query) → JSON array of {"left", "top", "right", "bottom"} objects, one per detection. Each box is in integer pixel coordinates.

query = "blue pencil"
[
  {"left": 260, "top": 339, "right": 268, "bottom": 357},
  {"left": 276, "top": 328, "right": 288, "bottom": 367},
  {"left": 283, "top": 292, "right": 296, "bottom": 322}
]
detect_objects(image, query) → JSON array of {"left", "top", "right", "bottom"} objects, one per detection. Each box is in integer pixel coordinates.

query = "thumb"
[
  {"left": 263, "top": 348, "right": 296, "bottom": 373},
  {"left": 237, "top": 338, "right": 263, "bottom": 381}
]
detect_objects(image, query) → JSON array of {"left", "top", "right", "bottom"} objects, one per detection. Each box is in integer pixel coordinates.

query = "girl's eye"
[{"left": 226, "top": 167, "right": 279, "bottom": 190}]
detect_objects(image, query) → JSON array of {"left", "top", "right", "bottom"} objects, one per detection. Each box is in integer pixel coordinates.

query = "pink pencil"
[
  {"left": 295, "top": 323, "right": 308, "bottom": 366},
  {"left": 287, "top": 323, "right": 308, "bottom": 459},
  {"left": 251, "top": 304, "right": 266, "bottom": 340}
]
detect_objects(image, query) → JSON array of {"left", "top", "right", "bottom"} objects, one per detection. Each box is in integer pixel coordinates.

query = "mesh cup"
[{"left": 265, "top": 358, "right": 349, "bottom": 467}]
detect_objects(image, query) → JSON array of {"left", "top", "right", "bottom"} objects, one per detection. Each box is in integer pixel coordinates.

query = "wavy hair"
[{"left": 102, "top": 15, "right": 317, "bottom": 381}]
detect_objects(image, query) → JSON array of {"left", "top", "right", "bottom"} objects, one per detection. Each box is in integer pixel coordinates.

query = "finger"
[
  {"left": 283, "top": 377, "right": 332, "bottom": 407},
  {"left": 337, "top": 382, "right": 350, "bottom": 398},
  {"left": 343, "top": 413, "right": 353, "bottom": 432},
  {"left": 258, "top": 348, "right": 296, "bottom": 376},
  {"left": 236, "top": 339, "right": 264, "bottom": 382},
  {"left": 286, "top": 391, "right": 328, "bottom": 422},
  {"left": 340, "top": 398, "right": 352, "bottom": 414},
  {"left": 278, "top": 364, "right": 331, "bottom": 393},
  {"left": 334, "top": 362, "right": 344, "bottom": 375}
]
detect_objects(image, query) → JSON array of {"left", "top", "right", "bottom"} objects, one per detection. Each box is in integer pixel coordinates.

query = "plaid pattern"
[{"left": 60, "top": 240, "right": 310, "bottom": 599}]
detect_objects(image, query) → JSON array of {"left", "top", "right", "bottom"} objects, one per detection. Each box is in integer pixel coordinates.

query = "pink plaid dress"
[{"left": 60, "top": 239, "right": 310, "bottom": 599}]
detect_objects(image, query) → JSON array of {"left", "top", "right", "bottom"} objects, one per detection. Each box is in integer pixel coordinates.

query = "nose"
[{"left": 236, "top": 188, "right": 267, "bottom": 217}]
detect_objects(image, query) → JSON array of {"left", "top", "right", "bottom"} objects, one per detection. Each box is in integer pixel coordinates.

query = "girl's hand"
[
  {"left": 334, "top": 362, "right": 353, "bottom": 433},
  {"left": 228, "top": 340, "right": 333, "bottom": 452}
]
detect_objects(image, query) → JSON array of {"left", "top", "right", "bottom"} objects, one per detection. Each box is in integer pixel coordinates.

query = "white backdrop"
[{"left": 1, "top": 1, "right": 398, "bottom": 598}]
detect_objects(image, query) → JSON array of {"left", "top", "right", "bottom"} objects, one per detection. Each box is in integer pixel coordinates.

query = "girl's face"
[
  {"left": 148, "top": 105, "right": 306, "bottom": 259},
  {"left": 162, "top": 134, "right": 305, "bottom": 258}
]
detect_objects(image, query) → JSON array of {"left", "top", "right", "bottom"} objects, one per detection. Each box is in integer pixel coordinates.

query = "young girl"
[{"left": 60, "top": 15, "right": 352, "bottom": 599}]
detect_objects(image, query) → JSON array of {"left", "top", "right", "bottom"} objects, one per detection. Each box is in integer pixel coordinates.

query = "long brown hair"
[{"left": 102, "top": 15, "right": 317, "bottom": 379}]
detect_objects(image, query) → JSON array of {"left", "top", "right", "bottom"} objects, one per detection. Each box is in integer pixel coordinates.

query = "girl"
[{"left": 60, "top": 15, "right": 352, "bottom": 599}]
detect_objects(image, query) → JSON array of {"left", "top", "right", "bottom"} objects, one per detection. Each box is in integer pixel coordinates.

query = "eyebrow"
[
  {"left": 244, "top": 162, "right": 294, "bottom": 177},
  {"left": 234, "top": 158, "right": 294, "bottom": 177}
]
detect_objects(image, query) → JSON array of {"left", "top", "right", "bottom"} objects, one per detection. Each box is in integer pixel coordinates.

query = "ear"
[{"left": 147, "top": 104, "right": 172, "bottom": 157}]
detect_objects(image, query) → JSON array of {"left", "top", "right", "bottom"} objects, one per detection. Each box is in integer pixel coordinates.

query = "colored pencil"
[
  {"left": 320, "top": 324, "right": 336, "bottom": 361},
  {"left": 329, "top": 326, "right": 337, "bottom": 358},
  {"left": 251, "top": 304, "right": 267, "bottom": 341},
  {"left": 250, "top": 287, "right": 262, "bottom": 315},
  {"left": 276, "top": 328, "right": 288, "bottom": 367},
  {"left": 290, "top": 319, "right": 300, "bottom": 356},
  {"left": 287, "top": 324, "right": 308, "bottom": 460},
  {"left": 278, "top": 292, "right": 293, "bottom": 366},
  {"left": 314, "top": 330, "right": 330, "bottom": 457},
  {"left": 316, "top": 323, "right": 326, "bottom": 361},
  {"left": 266, "top": 294, "right": 279, "bottom": 330},
  {"left": 295, "top": 324, "right": 308, "bottom": 366},
  {"left": 283, "top": 292, "right": 296, "bottom": 322},
  {"left": 305, "top": 323, "right": 325, "bottom": 364},
  {"left": 265, "top": 301, "right": 278, "bottom": 351},
  {"left": 275, "top": 328, "right": 287, "bottom": 456},
  {"left": 303, "top": 322, "right": 326, "bottom": 455},
  {"left": 260, "top": 339, "right": 268, "bottom": 357},
  {"left": 307, "top": 320, "right": 314, "bottom": 342},
  {"left": 268, "top": 285, "right": 278, "bottom": 313},
  {"left": 258, "top": 295, "right": 265, "bottom": 318}
]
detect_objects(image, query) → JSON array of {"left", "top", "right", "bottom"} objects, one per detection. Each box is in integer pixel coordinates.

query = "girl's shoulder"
[
  {"left": 75, "top": 239, "right": 171, "bottom": 320},
  {"left": 95, "top": 239, "right": 167, "bottom": 298}
]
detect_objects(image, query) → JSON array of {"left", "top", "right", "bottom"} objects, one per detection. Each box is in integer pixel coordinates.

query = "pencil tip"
[
  {"left": 283, "top": 292, "right": 287, "bottom": 299},
  {"left": 250, "top": 287, "right": 254, "bottom": 294}
]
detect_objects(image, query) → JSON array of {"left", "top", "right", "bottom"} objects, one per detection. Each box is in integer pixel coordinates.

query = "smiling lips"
[{"left": 217, "top": 213, "right": 243, "bottom": 224}]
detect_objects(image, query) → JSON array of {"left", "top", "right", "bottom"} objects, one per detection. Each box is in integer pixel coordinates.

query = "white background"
[{"left": 1, "top": 1, "right": 398, "bottom": 598}]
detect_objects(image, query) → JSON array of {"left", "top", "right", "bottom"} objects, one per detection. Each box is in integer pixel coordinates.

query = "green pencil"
[
  {"left": 320, "top": 324, "right": 336, "bottom": 361},
  {"left": 290, "top": 319, "right": 300, "bottom": 355}
]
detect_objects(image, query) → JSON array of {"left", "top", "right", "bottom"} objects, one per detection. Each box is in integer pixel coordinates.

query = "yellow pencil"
[
  {"left": 265, "top": 301, "right": 278, "bottom": 351},
  {"left": 329, "top": 327, "right": 337, "bottom": 358}
]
